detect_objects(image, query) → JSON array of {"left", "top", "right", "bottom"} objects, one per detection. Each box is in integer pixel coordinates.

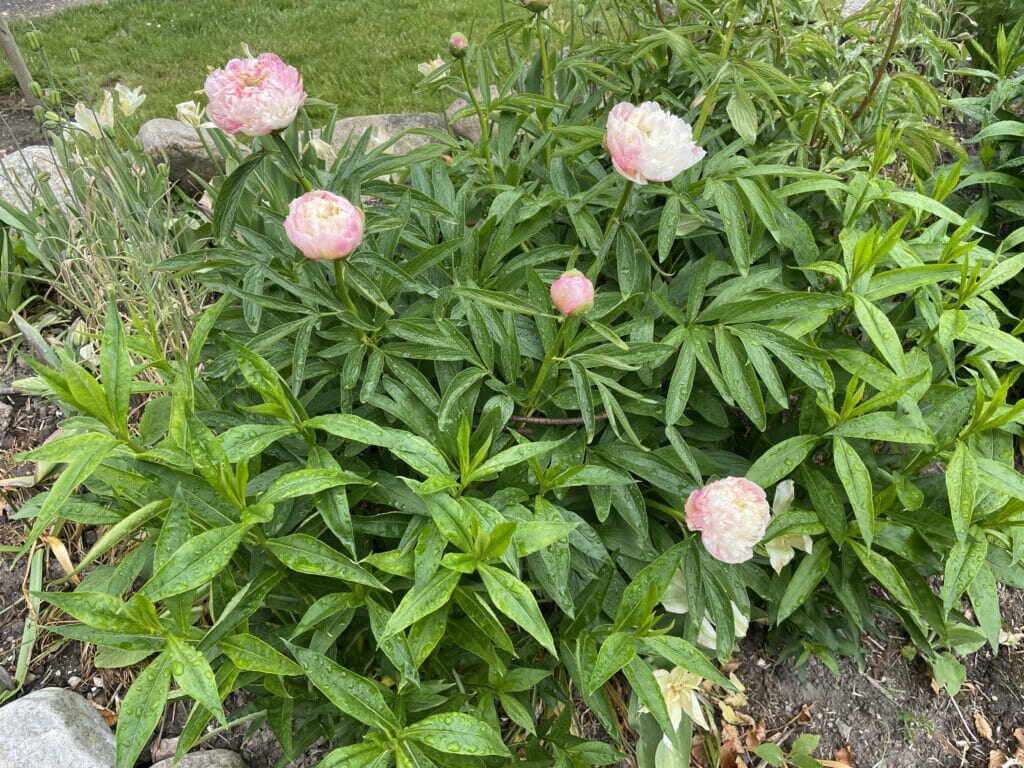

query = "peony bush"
[{"left": 6, "top": 1, "right": 1024, "bottom": 767}]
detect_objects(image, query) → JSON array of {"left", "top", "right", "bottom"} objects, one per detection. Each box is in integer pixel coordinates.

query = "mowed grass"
[{"left": 4, "top": 0, "right": 516, "bottom": 122}]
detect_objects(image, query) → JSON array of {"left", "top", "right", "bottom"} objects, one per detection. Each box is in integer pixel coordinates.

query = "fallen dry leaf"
[
  {"left": 797, "top": 703, "right": 812, "bottom": 725},
  {"left": 1014, "top": 728, "right": 1024, "bottom": 749},
  {"left": 744, "top": 719, "right": 767, "bottom": 749},
  {"left": 976, "top": 711, "right": 994, "bottom": 742},
  {"left": 41, "top": 535, "right": 80, "bottom": 585},
  {"left": 89, "top": 700, "right": 117, "bottom": 727},
  {"left": 990, "top": 751, "right": 1008, "bottom": 768},
  {"left": 835, "top": 743, "right": 854, "bottom": 765},
  {"left": 718, "top": 724, "right": 743, "bottom": 768}
]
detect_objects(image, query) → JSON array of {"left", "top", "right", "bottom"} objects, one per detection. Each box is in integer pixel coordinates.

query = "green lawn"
[{"left": 5, "top": 0, "right": 518, "bottom": 122}]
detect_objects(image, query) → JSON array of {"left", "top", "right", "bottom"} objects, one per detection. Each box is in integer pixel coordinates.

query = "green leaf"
[
  {"left": 849, "top": 541, "right": 914, "bottom": 608},
  {"left": 587, "top": 631, "right": 636, "bottom": 694},
  {"left": 213, "top": 150, "right": 267, "bottom": 241},
  {"left": 468, "top": 437, "right": 568, "bottom": 482},
  {"left": 262, "top": 468, "right": 370, "bottom": 505},
  {"left": 726, "top": 83, "right": 758, "bottom": 143},
  {"left": 100, "top": 301, "right": 131, "bottom": 432},
  {"left": 776, "top": 541, "right": 831, "bottom": 622},
  {"left": 968, "top": 564, "right": 1001, "bottom": 652},
  {"left": 831, "top": 413, "right": 933, "bottom": 445},
  {"left": 115, "top": 654, "right": 171, "bottom": 768},
  {"left": 639, "top": 635, "right": 734, "bottom": 690},
  {"left": 167, "top": 635, "right": 225, "bottom": 724},
  {"left": 832, "top": 437, "right": 874, "bottom": 547},
  {"left": 305, "top": 414, "right": 450, "bottom": 477},
  {"left": 478, "top": 563, "right": 557, "bottom": 656},
  {"left": 401, "top": 713, "right": 510, "bottom": 756},
  {"left": 383, "top": 567, "right": 460, "bottom": 637},
  {"left": 321, "top": 743, "right": 393, "bottom": 768},
  {"left": 220, "top": 633, "right": 303, "bottom": 676},
  {"left": 658, "top": 197, "right": 681, "bottom": 263},
  {"left": 288, "top": 644, "right": 398, "bottom": 734},
  {"left": 665, "top": 337, "right": 696, "bottom": 424},
  {"left": 930, "top": 652, "right": 966, "bottom": 696},
  {"left": 139, "top": 524, "right": 248, "bottom": 602},
  {"left": 40, "top": 591, "right": 150, "bottom": 634},
  {"left": 941, "top": 538, "right": 987, "bottom": 615},
  {"left": 267, "top": 534, "right": 387, "bottom": 590},
  {"left": 218, "top": 424, "right": 297, "bottom": 463},
  {"left": 747, "top": 435, "right": 819, "bottom": 488},
  {"left": 946, "top": 442, "right": 976, "bottom": 542},
  {"left": 852, "top": 295, "right": 905, "bottom": 373}
]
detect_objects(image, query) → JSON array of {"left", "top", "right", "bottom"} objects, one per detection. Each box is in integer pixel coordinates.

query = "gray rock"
[
  {"left": 447, "top": 86, "right": 501, "bottom": 143},
  {"left": 326, "top": 113, "right": 446, "bottom": 156},
  {"left": 0, "top": 687, "right": 114, "bottom": 768},
  {"left": 137, "top": 118, "right": 232, "bottom": 189},
  {"left": 0, "top": 665, "right": 14, "bottom": 692},
  {"left": 0, "top": 145, "right": 71, "bottom": 211},
  {"left": 152, "top": 750, "right": 248, "bottom": 768}
]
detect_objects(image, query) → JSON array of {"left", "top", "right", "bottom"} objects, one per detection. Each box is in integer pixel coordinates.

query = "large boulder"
[
  {"left": 0, "top": 145, "right": 71, "bottom": 211},
  {"left": 326, "top": 113, "right": 446, "bottom": 155},
  {"left": 447, "top": 86, "right": 501, "bottom": 144},
  {"left": 151, "top": 749, "right": 248, "bottom": 768},
  {"left": 137, "top": 118, "right": 232, "bottom": 189},
  {"left": 0, "top": 688, "right": 114, "bottom": 768}
]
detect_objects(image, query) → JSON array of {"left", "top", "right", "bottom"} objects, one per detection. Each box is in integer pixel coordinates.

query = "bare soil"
[
  {"left": 736, "top": 593, "right": 1024, "bottom": 768},
  {"left": 0, "top": 91, "right": 42, "bottom": 154}
]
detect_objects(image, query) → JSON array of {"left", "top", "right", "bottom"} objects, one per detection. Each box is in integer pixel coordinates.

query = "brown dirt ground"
[{"left": 0, "top": 91, "right": 42, "bottom": 155}]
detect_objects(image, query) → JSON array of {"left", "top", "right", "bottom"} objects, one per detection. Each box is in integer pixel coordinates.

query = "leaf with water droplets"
[
  {"left": 401, "top": 712, "right": 509, "bottom": 756},
  {"left": 167, "top": 635, "right": 225, "bottom": 724},
  {"left": 288, "top": 643, "right": 398, "bottom": 735},
  {"left": 115, "top": 653, "right": 170, "bottom": 768},
  {"left": 139, "top": 524, "right": 248, "bottom": 602}
]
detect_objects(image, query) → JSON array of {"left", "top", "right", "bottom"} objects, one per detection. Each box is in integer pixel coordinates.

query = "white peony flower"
[{"left": 417, "top": 55, "right": 446, "bottom": 77}]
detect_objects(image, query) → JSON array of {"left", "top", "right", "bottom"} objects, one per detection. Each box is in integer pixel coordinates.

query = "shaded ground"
[
  {"left": 0, "top": 91, "right": 41, "bottom": 154},
  {"left": 737, "top": 595, "right": 1024, "bottom": 767}
]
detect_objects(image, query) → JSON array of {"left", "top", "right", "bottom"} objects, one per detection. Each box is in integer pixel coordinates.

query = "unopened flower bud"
[
  {"left": 522, "top": 0, "right": 552, "bottom": 12},
  {"left": 32, "top": 105, "right": 46, "bottom": 123},
  {"left": 45, "top": 89, "right": 61, "bottom": 108},
  {"left": 68, "top": 47, "right": 80, "bottom": 65},
  {"left": 449, "top": 32, "right": 469, "bottom": 59},
  {"left": 550, "top": 270, "right": 595, "bottom": 317},
  {"left": 44, "top": 110, "right": 60, "bottom": 123},
  {"left": 25, "top": 30, "right": 43, "bottom": 52},
  {"left": 28, "top": 81, "right": 43, "bottom": 100},
  {"left": 820, "top": 81, "right": 835, "bottom": 96}
]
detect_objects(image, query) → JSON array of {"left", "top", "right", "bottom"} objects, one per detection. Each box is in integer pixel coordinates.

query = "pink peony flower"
[
  {"left": 449, "top": 33, "right": 469, "bottom": 58},
  {"left": 284, "top": 190, "right": 364, "bottom": 261},
  {"left": 204, "top": 52, "right": 306, "bottom": 137},
  {"left": 550, "top": 270, "right": 595, "bottom": 317},
  {"left": 685, "top": 477, "right": 770, "bottom": 564},
  {"left": 604, "top": 101, "right": 706, "bottom": 185}
]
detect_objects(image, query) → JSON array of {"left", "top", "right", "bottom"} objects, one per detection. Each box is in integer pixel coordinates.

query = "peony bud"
[
  {"left": 684, "top": 477, "right": 770, "bottom": 564},
  {"left": 522, "top": 0, "right": 552, "bottom": 12},
  {"left": 449, "top": 32, "right": 469, "bottom": 59},
  {"left": 550, "top": 270, "right": 595, "bottom": 317},
  {"left": 204, "top": 52, "right": 306, "bottom": 137},
  {"left": 604, "top": 101, "right": 706, "bottom": 185},
  {"left": 284, "top": 190, "right": 365, "bottom": 261}
]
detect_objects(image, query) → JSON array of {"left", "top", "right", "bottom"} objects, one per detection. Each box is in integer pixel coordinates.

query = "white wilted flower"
[
  {"left": 175, "top": 100, "right": 205, "bottom": 128},
  {"left": 71, "top": 90, "right": 115, "bottom": 139},
  {"left": 653, "top": 666, "right": 709, "bottom": 730},
  {"left": 305, "top": 136, "right": 338, "bottom": 166},
  {"left": 661, "top": 569, "right": 749, "bottom": 650},
  {"left": 764, "top": 479, "right": 814, "bottom": 574},
  {"left": 114, "top": 83, "right": 146, "bottom": 116},
  {"left": 417, "top": 55, "right": 445, "bottom": 77}
]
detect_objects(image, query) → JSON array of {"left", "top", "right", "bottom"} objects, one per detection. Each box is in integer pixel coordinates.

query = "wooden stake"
[{"left": 0, "top": 16, "right": 40, "bottom": 108}]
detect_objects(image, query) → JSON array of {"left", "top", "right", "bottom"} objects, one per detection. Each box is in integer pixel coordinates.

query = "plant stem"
[
  {"left": 851, "top": 0, "right": 903, "bottom": 122},
  {"left": 459, "top": 60, "right": 497, "bottom": 184},
  {"left": 646, "top": 498, "right": 687, "bottom": 525},
  {"left": 271, "top": 132, "right": 312, "bottom": 192},
  {"left": 333, "top": 260, "right": 358, "bottom": 316},
  {"left": 523, "top": 320, "right": 569, "bottom": 417},
  {"left": 537, "top": 13, "right": 553, "bottom": 103}
]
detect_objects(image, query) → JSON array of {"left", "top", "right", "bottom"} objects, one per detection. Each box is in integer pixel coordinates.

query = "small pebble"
[
  {"left": 67, "top": 676, "right": 82, "bottom": 688},
  {"left": 92, "top": 676, "right": 103, "bottom": 688}
]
